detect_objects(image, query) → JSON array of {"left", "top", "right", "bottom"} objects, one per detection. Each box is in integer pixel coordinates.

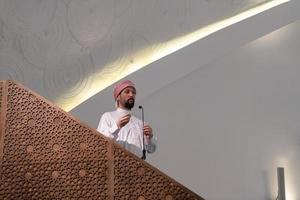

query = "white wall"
[
  {"left": 1, "top": 0, "right": 300, "bottom": 199},
  {"left": 144, "top": 21, "right": 300, "bottom": 199},
  {"left": 72, "top": 19, "right": 300, "bottom": 200}
]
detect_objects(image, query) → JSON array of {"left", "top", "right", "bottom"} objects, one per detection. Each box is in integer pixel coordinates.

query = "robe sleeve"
[{"left": 97, "top": 112, "right": 119, "bottom": 139}]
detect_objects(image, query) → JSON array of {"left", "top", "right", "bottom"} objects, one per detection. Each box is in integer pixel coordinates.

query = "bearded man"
[{"left": 97, "top": 80, "right": 156, "bottom": 159}]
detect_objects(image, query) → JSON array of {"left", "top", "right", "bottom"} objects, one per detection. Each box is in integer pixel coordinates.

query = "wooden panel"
[
  {"left": 0, "top": 81, "right": 110, "bottom": 199},
  {"left": 113, "top": 144, "right": 202, "bottom": 200},
  {"left": 0, "top": 80, "right": 5, "bottom": 161},
  {"left": 0, "top": 80, "right": 205, "bottom": 200}
]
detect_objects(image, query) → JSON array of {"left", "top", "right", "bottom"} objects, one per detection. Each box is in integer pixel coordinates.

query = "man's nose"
[{"left": 129, "top": 92, "right": 135, "bottom": 97}]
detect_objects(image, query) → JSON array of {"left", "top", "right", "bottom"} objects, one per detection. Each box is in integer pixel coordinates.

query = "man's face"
[{"left": 117, "top": 86, "right": 136, "bottom": 110}]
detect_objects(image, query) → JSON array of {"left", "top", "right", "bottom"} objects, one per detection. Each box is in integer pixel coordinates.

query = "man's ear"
[{"left": 115, "top": 96, "right": 120, "bottom": 107}]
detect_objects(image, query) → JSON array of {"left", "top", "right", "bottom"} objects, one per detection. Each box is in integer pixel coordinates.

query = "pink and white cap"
[{"left": 113, "top": 80, "right": 136, "bottom": 100}]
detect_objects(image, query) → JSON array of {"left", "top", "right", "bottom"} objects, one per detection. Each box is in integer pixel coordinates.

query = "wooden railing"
[{"left": 0, "top": 80, "right": 204, "bottom": 200}]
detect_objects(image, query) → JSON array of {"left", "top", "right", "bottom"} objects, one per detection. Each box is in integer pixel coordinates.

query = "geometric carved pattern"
[
  {"left": 0, "top": 81, "right": 109, "bottom": 199},
  {"left": 113, "top": 144, "right": 201, "bottom": 200},
  {"left": 0, "top": 80, "right": 204, "bottom": 200}
]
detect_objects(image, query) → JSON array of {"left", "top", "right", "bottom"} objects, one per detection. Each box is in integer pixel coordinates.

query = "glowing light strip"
[
  {"left": 272, "top": 156, "right": 296, "bottom": 200},
  {"left": 57, "top": 0, "right": 290, "bottom": 111}
]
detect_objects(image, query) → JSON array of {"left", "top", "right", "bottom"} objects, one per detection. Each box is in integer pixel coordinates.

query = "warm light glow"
[
  {"left": 56, "top": 0, "right": 290, "bottom": 111},
  {"left": 270, "top": 156, "right": 296, "bottom": 200}
]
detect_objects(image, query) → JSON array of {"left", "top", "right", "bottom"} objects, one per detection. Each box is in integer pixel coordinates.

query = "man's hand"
[
  {"left": 143, "top": 124, "right": 153, "bottom": 140},
  {"left": 117, "top": 114, "right": 131, "bottom": 128}
]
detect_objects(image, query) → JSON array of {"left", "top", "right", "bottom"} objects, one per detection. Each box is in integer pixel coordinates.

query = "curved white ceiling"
[
  {"left": 1, "top": 0, "right": 286, "bottom": 110},
  {"left": 1, "top": 0, "right": 299, "bottom": 113}
]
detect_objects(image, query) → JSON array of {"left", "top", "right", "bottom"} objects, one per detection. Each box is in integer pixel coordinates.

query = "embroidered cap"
[{"left": 113, "top": 80, "right": 136, "bottom": 100}]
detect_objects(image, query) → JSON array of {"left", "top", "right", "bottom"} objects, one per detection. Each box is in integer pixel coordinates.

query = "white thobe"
[{"left": 97, "top": 108, "right": 156, "bottom": 158}]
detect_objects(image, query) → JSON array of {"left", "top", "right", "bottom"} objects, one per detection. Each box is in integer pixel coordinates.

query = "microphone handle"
[{"left": 139, "top": 106, "right": 146, "bottom": 160}]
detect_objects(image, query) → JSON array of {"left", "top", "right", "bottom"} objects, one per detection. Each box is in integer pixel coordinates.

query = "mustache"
[{"left": 125, "top": 98, "right": 135, "bottom": 109}]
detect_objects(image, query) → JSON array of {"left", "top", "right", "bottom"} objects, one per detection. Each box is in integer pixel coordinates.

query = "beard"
[{"left": 124, "top": 98, "right": 135, "bottom": 110}]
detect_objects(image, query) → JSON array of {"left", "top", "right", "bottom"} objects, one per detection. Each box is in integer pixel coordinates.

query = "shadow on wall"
[{"left": 262, "top": 170, "right": 273, "bottom": 200}]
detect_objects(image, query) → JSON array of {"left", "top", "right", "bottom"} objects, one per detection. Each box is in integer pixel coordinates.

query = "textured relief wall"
[
  {"left": 0, "top": 0, "right": 264, "bottom": 108},
  {"left": 0, "top": 80, "right": 204, "bottom": 200}
]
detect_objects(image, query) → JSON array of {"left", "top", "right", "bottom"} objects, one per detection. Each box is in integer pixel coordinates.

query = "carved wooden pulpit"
[{"left": 0, "top": 80, "right": 204, "bottom": 200}]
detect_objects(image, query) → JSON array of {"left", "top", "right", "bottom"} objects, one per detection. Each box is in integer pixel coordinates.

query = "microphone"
[{"left": 138, "top": 105, "right": 146, "bottom": 160}]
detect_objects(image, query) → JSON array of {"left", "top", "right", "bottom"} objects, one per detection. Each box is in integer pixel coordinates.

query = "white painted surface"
[
  {"left": 1, "top": 0, "right": 300, "bottom": 199},
  {"left": 73, "top": 12, "right": 300, "bottom": 200}
]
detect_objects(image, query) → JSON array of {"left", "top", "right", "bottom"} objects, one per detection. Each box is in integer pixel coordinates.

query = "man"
[{"left": 97, "top": 80, "right": 156, "bottom": 159}]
